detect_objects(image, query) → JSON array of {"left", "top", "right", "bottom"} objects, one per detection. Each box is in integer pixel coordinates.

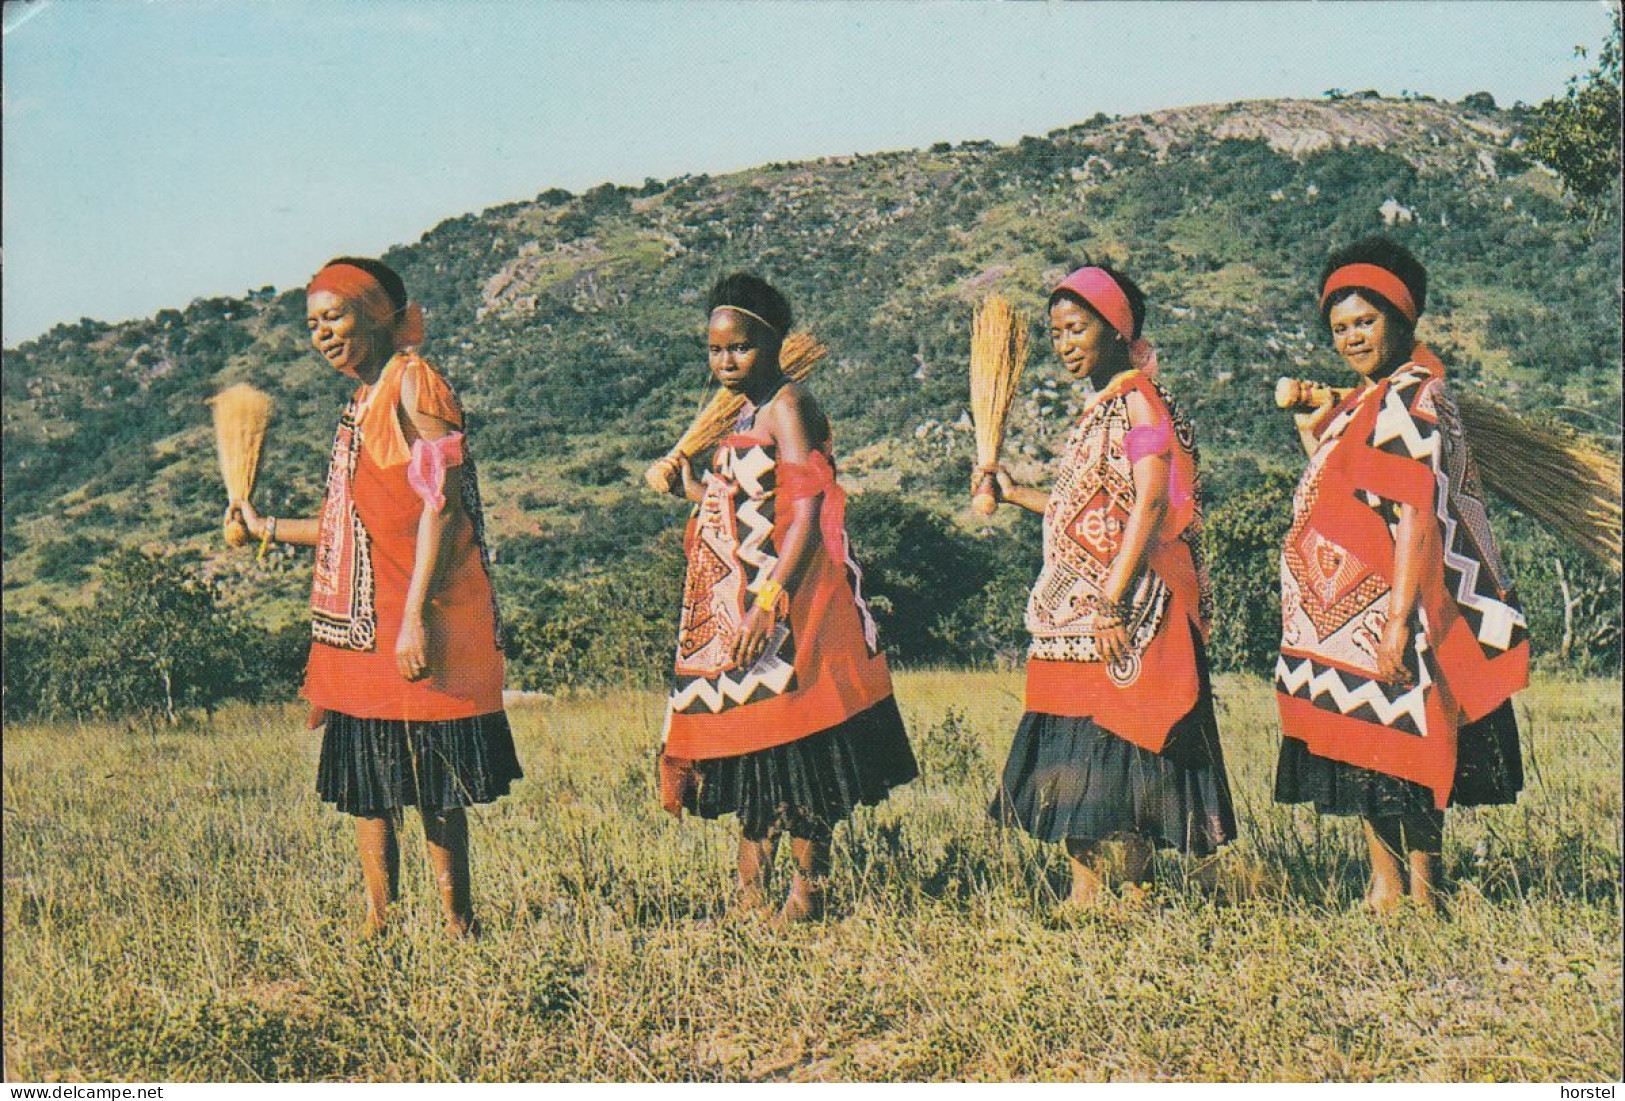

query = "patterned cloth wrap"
[
  {"left": 1275, "top": 347, "right": 1529, "bottom": 809},
  {"left": 1023, "top": 369, "right": 1212, "bottom": 753},
  {"left": 663, "top": 405, "right": 893, "bottom": 765}
]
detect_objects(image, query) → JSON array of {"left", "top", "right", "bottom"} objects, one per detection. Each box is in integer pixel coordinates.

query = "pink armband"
[
  {"left": 1124, "top": 420, "right": 1172, "bottom": 465},
  {"left": 407, "top": 432, "right": 465, "bottom": 513}
]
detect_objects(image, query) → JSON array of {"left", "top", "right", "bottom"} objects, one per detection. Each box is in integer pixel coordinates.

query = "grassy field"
[{"left": 3, "top": 671, "right": 1619, "bottom": 1082}]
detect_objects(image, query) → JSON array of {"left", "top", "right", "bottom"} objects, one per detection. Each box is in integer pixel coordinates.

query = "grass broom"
[
  {"left": 968, "top": 295, "right": 1031, "bottom": 516},
  {"left": 643, "top": 331, "right": 828, "bottom": 493},
  {"left": 207, "top": 384, "right": 274, "bottom": 548},
  {"left": 1276, "top": 376, "right": 1621, "bottom": 570}
]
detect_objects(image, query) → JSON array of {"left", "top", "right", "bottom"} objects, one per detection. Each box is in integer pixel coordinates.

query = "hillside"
[{"left": 3, "top": 94, "right": 1619, "bottom": 684}]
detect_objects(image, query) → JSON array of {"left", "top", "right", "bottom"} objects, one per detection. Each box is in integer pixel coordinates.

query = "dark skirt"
[
  {"left": 1274, "top": 698, "right": 1523, "bottom": 817},
  {"left": 988, "top": 637, "right": 1237, "bottom": 856},
  {"left": 316, "top": 710, "right": 523, "bottom": 817},
  {"left": 683, "top": 695, "right": 918, "bottom": 841}
]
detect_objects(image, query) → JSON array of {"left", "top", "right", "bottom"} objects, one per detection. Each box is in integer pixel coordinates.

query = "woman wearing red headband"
[
  {"left": 656, "top": 273, "right": 916, "bottom": 925},
  {"left": 232, "top": 256, "right": 520, "bottom": 938},
  {"left": 1275, "top": 237, "right": 1527, "bottom": 914},
  {"left": 985, "top": 264, "right": 1235, "bottom": 908}
]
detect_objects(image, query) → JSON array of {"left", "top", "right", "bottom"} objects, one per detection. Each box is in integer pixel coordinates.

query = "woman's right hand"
[
  {"left": 675, "top": 455, "right": 702, "bottom": 501},
  {"left": 993, "top": 469, "right": 1018, "bottom": 502},
  {"left": 228, "top": 497, "right": 266, "bottom": 540}
]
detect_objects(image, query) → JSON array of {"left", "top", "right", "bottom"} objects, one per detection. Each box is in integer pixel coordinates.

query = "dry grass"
[{"left": 3, "top": 672, "right": 1619, "bottom": 1082}]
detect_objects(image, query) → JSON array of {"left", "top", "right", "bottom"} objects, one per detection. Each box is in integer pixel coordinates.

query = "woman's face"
[
  {"left": 707, "top": 309, "right": 777, "bottom": 392},
  {"left": 306, "top": 290, "right": 390, "bottom": 378},
  {"left": 1327, "top": 292, "right": 1408, "bottom": 381},
  {"left": 1048, "top": 297, "right": 1118, "bottom": 382}
]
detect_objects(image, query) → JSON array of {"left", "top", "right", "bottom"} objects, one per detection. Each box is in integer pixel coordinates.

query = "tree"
[
  {"left": 1526, "top": 8, "right": 1622, "bottom": 211},
  {"left": 22, "top": 550, "right": 260, "bottom": 725}
]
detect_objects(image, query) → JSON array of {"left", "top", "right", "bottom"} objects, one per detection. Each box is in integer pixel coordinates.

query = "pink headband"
[
  {"left": 1053, "top": 266, "right": 1157, "bottom": 375},
  {"left": 1054, "top": 266, "right": 1136, "bottom": 341},
  {"left": 1319, "top": 263, "right": 1418, "bottom": 323}
]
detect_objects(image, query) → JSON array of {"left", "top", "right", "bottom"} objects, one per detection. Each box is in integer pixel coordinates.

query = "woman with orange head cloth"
[
  {"left": 1274, "top": 238, "right": 1527, "bottom": 914},
  {"left": 232, "top": 257, "right": 519, "bottom": 938},
  {"left": 656, "top": 273, "right": 916, "bottom": 924},
  {"left": 985, "top": 265, "right": 1235, "bottom": 907}
]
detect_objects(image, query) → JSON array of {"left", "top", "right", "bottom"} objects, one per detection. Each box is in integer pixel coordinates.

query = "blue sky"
[{"left": 2, "top": 0, "right": 1614, "bottom": 346}]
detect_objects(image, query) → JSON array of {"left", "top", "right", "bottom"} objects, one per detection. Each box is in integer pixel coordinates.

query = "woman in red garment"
[
  {"left": 1274, "top": 237, "right": 1527, "bottom": 914},
  {"left": 986, "top": 264, "right": 1236, "bottom": 907},
  {"left": 234, "top": 257, "right": 520, "bottom": 938},
  {"left": 654, "top": 273, "right": 917, "bottom": 924}
]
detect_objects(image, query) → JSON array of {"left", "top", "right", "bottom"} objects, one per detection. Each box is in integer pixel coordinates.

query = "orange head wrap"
[{"left": 306, "top": 262, "right": 426, "bottom": 362}]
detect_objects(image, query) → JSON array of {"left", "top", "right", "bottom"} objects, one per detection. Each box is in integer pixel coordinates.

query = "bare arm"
[
  {"left": 230, "top": 498, "right": 321, "bottom": 547},
  {"left": 990, "top": 470, "right": 1050, "bottom": 514},
  {"left": 672, "top": 454, "right": 707, "bottom": 504},
  {"left": 395, "top": 371, "right": 465, "bottom": 682}
]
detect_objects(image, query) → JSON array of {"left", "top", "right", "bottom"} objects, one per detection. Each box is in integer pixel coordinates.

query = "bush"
[
  {"left": 9, "top": 550, "right": 275, "bottom": 724},
  {"left": 1203, "top": 471, "right": 1297, "bottom": 673}
]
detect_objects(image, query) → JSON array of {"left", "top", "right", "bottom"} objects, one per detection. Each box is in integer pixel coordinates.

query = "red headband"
[
  {"left": 1052, "top": 266, "right": 1159, "bottom": 375},
  {"left": 1053, "top": 266, "right": 1136, "bottom": 341},
  {"left": 1319, "top": 263, "right": 1418, "bottom": 323},
  {"left": 306, "top": 263, "right": 425, "bottom": 351}
]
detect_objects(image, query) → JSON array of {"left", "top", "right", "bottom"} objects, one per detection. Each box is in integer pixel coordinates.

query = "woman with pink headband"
[
  {"left": 232, "top": 256, "right": 520, "bottom": 938},
  {"left": 1275, "top": 237, "right": 1526, "bottom": 914},
  {"left": 986, "top": 264, "right": 1235, "bottom": 908}
]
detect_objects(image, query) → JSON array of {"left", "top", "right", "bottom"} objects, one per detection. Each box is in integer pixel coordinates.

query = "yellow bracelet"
[
  {"left": 258, "top": 517, "right": 277, "bottom": 563},
  {"left": 753, "top": 580, "right": 785, "bottom": 614}
]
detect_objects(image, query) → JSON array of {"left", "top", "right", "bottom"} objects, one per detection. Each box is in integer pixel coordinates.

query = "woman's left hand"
[
  {"left": 1095, "top": 618, "right": 1130, "bottom": 668},
  {"left": 729, "top": 605, "right": 775, "bottom": 670},
  {"left": 1375, "top": 613, "right": 1413, "bottom": 684},
  {"left": 396, "top": 613, "right": 431, "bottom": 682}
]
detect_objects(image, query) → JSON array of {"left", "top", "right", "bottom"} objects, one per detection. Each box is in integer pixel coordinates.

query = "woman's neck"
[
  {"left": 354, "top": 353, "right": 393, "bottom": 388},
  {"left": 1090, "top": 355, "right": 1134, "bottom": 391},
  {"left": 742, "top": 367, "right": 787, "bottom": 407}
]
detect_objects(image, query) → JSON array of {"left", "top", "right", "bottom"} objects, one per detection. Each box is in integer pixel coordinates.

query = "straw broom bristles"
[
  {"left": 1276, "top": 376, "right": 1621, "bottom": 570},
  {"left": 643, "top": 331, "right": 827, "bottom": 493},
  {"left": 207, "top": 384, "right": 274, "bottom": 547},
  {"left": 968, "top": 295, "right": 1030, "bottom": 516},
  {"left": 1456, "top": 394, "right": 1620, "bottom": 571}
]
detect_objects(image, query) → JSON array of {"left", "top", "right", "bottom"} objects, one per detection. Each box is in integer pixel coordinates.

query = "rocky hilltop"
[{"left": 2, "top": 94, "right": 1616, "bottom": 672}]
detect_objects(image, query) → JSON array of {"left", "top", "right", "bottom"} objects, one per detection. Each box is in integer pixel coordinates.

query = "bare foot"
[
  {"left": 1363, "top": 882, "right": 1407, "bottom": 915},
  {"left": 1118, "top": 882, "right": 1156, "bottom": 911},
  {"left": 1408, "top": 885, "right": 1449, "bottom": 917},
  {"left": 445, "top": 914, "right": 482, "bottom": 940},
  {"left": 772, "top": 878, "right": 826, "bottom": 928},
  {"left": 1062, "top": 877, "right": 1109, "bottom": 911},
  {"left": 733, "top": 885, "right": 773, "bottom": 918}
]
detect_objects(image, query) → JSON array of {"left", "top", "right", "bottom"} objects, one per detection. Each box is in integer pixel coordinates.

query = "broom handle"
[{"left": 1274, "top": 377, "right": 1353, "bottom": 411}]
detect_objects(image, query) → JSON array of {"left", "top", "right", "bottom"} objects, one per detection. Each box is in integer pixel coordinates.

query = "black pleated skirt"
[
  {"left": 1274, "top": 698, "right": 1523, "bottom": 817},
  {"left": 988, "top": 636, "right": 1237, "bottom": 856},
  {"left": 316, "top": 710, "right": 523, "bottom": 817},
  {"left": 683, "top": 695, "right": 918, "bottom": 840}
]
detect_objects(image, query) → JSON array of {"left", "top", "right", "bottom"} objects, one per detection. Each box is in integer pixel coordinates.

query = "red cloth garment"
[
  {"left": 1275, "top": 346, "right": 1529, "bottom": 809},
  {"left": 1320, "top": 264, "right": 1418, "bottom": 322},
  {"left": 1023, "top": 369, "right": 1211, "bottom": 753},
  {"left": 303, "top": 353, "right": 504, "bottom": 722},
  {"left": 662, "top": 430, "right": 893, "bottom": 764}
]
